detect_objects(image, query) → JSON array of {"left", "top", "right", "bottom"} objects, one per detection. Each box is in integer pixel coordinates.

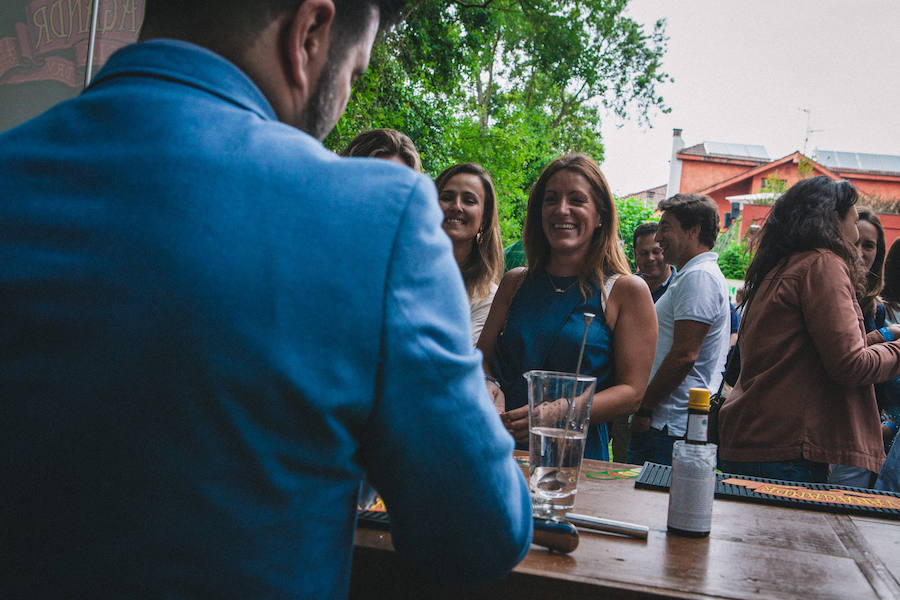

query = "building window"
[{"left": 760, "top": 177, "right": 786, "bottom": 194}]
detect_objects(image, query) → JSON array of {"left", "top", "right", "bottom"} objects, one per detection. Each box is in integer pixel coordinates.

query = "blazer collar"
[{"left": 87, "top": 39, "right": 277, "bottom": 122}]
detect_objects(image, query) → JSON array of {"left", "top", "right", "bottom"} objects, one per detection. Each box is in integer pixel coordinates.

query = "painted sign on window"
[{"left": 0, "top": 0, "right": 144, "bottom": 130}]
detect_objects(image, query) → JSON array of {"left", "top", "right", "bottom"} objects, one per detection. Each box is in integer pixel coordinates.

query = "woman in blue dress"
[{"left": 477, "top": 154, "right": 657, "bottom": 460}]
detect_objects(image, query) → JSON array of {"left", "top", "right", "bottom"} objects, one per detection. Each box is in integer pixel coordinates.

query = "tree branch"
[
  {"left": 481, "top": 31, "right": 501, "bottom": 131},
  {"left": 452, "top": 0, "right": 497, "bottom": 8},
  {"left": 399, "top": 0, "right": 428, "bottom": 22},
  {"left": 552, "top": 79, "right": 589, "bottom": 129}
]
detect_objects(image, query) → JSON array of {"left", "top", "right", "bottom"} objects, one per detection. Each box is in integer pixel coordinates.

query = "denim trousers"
[
  {"left": 876, "top": 437, "right": 900, "bottom": 492},
  {"left": 626, "top": 426, "right": 680, "bottom": 466}
]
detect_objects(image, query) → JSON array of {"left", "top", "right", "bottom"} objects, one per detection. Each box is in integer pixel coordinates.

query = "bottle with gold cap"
[
  {"left": 685, "top": 387, "right": 711, "bottom": 445},
  {"left": 667, "top": 387, "right": 716, "bottom": 537}
]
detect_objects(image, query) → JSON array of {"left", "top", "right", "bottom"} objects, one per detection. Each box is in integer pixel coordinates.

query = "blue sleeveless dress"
[{"left": 493, "top": 272, "right": 614, "bottom": 460}]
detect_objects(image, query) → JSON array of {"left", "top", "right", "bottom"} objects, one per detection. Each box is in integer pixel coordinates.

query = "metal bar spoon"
[
  {"left": 564, "top": 311, "right": 650, "bottom": 542},
  {"left": 565, "top": 311, "right": 595, "bottom": 426}
]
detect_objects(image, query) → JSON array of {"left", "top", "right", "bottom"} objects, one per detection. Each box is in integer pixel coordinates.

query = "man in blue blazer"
[{"left": 0, "top": 1, "right": 532, "bottom": 597}]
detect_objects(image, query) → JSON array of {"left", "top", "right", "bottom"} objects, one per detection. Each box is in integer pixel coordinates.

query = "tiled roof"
[
  {"left": 679, "top": 143, "right": 707, "bottom": 156},
  {"left": 815, "top": 150, "right": 900, "bottom": 175},
  {"left": 624, "top": 184, "right": 666, "bottom": 203},
  {"left": 679, "top": 141, "right": 769, "bottom": 162}
]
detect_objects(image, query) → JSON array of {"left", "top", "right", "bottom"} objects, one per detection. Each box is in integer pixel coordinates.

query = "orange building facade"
[
  {"left": 738, "top": 201, "right": 900, "bottom": 251},
  {"left": 664, "top": 131, "right": 900, "bottom": 249}
]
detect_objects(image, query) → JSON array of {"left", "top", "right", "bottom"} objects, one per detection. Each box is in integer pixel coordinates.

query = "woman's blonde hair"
[
  {"left": 523, "top": 154, "right": 630, "bottom": 297},
  {"left": 434, "top": 163, "right": 504, "bottom": 301}
]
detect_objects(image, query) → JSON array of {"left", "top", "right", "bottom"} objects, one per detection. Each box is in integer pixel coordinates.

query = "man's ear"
[
  {"left": 688, "top": 223, "right": 702, "bottom": 241},
  {"left": 283, "top": 0, "right": 336, "bottom": 99}
]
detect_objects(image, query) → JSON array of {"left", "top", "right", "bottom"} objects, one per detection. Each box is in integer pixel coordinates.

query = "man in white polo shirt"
[{"left": 627, "top": 193, "right": 731, "bottom": 465}]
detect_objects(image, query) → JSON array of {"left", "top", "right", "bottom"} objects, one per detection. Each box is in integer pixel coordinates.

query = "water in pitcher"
[{"left": 529, "top": 426, "right": 586, "bottom": 510}]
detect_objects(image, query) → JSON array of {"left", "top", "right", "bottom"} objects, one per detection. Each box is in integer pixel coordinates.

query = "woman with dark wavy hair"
[
  {"left": 477, "top": 154, "right": 657, "bottom": 460},
  {"left": 435, "top": 163, "right": 504, "bottom": 344},
  {"left": 719, "top": 176, "right": 900, "bottom": 483},
  {"left": 830, "top": 207, "right": 890, "bottom": 486}
]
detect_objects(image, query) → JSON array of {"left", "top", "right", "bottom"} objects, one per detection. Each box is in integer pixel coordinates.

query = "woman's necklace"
[{"left": 547, "top": 272, "right": 578, "bottom": 294}]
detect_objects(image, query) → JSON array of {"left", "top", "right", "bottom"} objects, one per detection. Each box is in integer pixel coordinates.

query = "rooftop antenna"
[{"left": 799, "top": 107, "right": 824, "bottom": 156}]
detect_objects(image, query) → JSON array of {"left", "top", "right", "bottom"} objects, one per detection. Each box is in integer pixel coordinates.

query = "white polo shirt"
[{"left": 650, "top": 251, "right": 731, "bottom": 437}]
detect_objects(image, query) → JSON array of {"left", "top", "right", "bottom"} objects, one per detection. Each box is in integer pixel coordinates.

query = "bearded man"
[{"left": 0, "top": 2, "right": 532, "bottom": 597}]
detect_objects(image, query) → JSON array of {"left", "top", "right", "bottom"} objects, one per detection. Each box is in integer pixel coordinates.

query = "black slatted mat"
[
  {"left": 357, "top": 510, "right": 391, "bottom": 530},
  {"left": 635, "top": 462, "right": 900, "bottom": 520}
]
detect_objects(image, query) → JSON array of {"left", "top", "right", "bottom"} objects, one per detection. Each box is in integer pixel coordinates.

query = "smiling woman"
[
  {"left": 434, "top": 163, "right": 504, "bottom": 344},
  {"left": 855, "top": 207, "right": 886, "bottom": 330},
  {"left": 477, "top": 154, "right": 658, "bottom": 460}
]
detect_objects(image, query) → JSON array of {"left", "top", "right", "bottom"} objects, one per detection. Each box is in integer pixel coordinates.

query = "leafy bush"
[
  {"left": 717, "top": 241, "right": 752, "bottom": 280},
  {"left": 713, "top": 216, "right": 753, "bottom": 280},
  {"left": 616, "top": 196, "right": 659, "bottom": 269}
]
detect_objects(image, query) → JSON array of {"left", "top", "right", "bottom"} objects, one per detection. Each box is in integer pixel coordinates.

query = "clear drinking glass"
[
  {"left": 524, "top": 370, "right": 597, "bottom": 515},
  {"left": 357, "top": 480, "right": 379, "bottom": 510}
]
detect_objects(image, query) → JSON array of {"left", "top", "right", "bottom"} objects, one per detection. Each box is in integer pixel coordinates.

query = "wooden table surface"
[{"left": 351, "top": 454, "right": 900, "bottom": 599}]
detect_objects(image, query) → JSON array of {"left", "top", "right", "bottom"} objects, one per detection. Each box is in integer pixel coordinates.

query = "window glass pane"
[{"left": 0, "top": 0, "right": 144, "bottom": 132}]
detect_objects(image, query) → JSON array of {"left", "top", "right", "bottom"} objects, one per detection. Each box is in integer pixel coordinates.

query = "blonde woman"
[{"left": 435, "top": 163, "right": 504, "bottom": 344}]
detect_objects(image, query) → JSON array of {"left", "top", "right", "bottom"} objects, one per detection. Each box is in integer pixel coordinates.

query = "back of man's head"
[
  {"left": 140, "top": 0, "right": 407, "bottom": 138},
  {"left": 140, "top": 1, "right": 406, "bottom": 64}
]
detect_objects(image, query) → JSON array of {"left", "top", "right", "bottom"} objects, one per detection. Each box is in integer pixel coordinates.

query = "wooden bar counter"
[{"left": 351, "top": 454, "right": 900, "bottom": 599}]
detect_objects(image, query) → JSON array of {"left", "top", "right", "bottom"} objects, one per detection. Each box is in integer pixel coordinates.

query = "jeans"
[
  {"left": 828, "top": 464, "right": 875, "bottom": 488},
  {"left": 717, "top": 458, "right": 828, "bottom": 484},
  {"left": 626, "top": 426, "right": 680, "bottom": 466},
  {"left": 876, "top": 436, "right": 900, "bottom": 492}
]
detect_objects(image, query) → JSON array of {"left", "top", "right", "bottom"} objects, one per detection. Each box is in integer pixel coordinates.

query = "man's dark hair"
[
  {"left": 140, "top": 1, "right": 407, "bottom": 63},
  {"left": 632, "top": 221, "right": 659, "bottom": 250},
  {"left": 657, "top": 193, "right": 719, "bottom": 248}
]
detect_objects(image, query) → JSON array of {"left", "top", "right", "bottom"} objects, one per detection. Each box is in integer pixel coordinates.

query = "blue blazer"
[{"left": 0, "top": 40, "right": 531, "bottom": 598}]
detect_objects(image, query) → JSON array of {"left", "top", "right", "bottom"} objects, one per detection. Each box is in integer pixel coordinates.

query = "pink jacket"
[{"left": 720, "top": 250, "right": 900, "bottom": 473}]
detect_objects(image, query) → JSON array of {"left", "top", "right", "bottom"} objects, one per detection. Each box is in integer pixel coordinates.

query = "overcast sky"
[{"left": 599, "top": 0, "right": 900, "bottom": 196}]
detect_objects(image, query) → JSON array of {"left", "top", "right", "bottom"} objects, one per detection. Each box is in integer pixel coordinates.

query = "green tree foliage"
[
  {"left": 714, "top": 217, "right": 753, "bottom": 280},
  {"left": 717, "top": 241, "right": 752, "bottom": 280},
  {"left": 615, "top": 196, "right": 659, "bottom": 269},
  {"left": 757, "top": 175, "right": 786, "bottom": 205},
  {"left": 325, "top": 0, "right": 670, "bottom": 246},
  {"left": 797, "top": 156, "right": 815, "bottom": 179}
]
